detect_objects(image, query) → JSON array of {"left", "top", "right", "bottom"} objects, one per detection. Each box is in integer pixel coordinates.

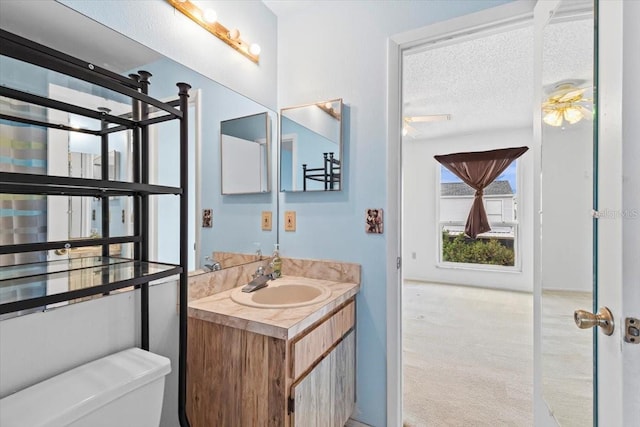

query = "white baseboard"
[{"left": 346, "top": 419, "right": 372, "bottom": 427}]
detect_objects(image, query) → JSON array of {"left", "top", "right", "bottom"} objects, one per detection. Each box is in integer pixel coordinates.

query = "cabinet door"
[
  {"left": 292, "top": 330, "right": 355, "bottom": 427},
  {"left": 333, "top": 330, "right": 355, "bottom": 425},
  {"left": 292, "top": 349, "right": 333, "bottom": 427}
]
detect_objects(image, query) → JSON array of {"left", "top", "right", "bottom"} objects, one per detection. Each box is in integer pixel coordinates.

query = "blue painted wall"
[
  {"left": 274, "top": 2, "right": 514, "bottom": 425},
  {"left": 221, "top": 113, "right": 267, "bottom": 142}
]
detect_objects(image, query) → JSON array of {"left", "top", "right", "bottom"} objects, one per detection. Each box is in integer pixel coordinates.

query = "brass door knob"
[{"left": 574, "top": 307, "right": 614, "bottom": 336}]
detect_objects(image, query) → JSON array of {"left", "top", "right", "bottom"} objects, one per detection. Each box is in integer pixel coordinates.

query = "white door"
[{"left": 535, "top": 1, "right": 626, "bottom": 425}]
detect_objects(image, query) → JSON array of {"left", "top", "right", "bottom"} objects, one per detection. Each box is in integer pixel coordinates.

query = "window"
[
  {"left": 439, "top": 162, "right": 518, "bottom": 268},
  {"left": 485, "top": 199, "right": 504, "bottom": 223}
]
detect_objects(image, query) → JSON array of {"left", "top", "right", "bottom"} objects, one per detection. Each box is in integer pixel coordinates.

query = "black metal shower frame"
[{"left": 0, "top": 29, "right": 191, "bottom": 426}]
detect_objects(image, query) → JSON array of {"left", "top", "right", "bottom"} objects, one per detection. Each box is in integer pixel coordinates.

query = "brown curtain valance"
[{"left": 434, "top": 146, "right": 529, "bottom": 238}]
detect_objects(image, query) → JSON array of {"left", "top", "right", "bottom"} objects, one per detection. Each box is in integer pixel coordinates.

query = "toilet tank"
[{"left": 0, "top": 347, "right": 171, "bottom": 427}]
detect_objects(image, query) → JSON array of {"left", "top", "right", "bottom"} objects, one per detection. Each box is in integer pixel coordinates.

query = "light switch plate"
[
  {"left": 261, "top": 211, "right": 272, "bottom": 231},
  {"left": 284, "top": 211, "right": 296, "bottom": 231}
]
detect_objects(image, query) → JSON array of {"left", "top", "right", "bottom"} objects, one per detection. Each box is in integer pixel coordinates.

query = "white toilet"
[{"left": 0, "top": 347, "right": 171, "bottom": 427}]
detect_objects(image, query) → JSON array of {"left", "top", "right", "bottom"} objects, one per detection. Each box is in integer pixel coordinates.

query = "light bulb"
[
  {"left": 543, "top": 110, "right": 563, "bottom": 127},
  {"left": 228, "top": 28, "right": 240, "bottom": 40},
  {"left": 402, "top": 126, "right": 408, "bottom": 136},
  {"left": 563, "top": 106, "right": 583, "bottom": 124},
  {"left": 203, "top": 9, "right": 217, "bottom": 23},
  {"left": 325, "top": 102, "right": 332, "bottom": 109},
  {"left": 249, "top": 43, "right": 261, "bottom": 56}
]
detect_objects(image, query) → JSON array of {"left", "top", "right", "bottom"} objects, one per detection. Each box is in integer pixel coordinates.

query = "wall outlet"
[
  {"left": 284, "top": 211, "right": 296, "bottom": 231},
  {"left": 261, "top": 211, "right": 272, "bottom": 231}
]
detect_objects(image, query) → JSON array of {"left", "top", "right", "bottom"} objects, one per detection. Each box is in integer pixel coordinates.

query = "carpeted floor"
[{"left": 402, "top": 281, "right": 534, "bottom": 427}]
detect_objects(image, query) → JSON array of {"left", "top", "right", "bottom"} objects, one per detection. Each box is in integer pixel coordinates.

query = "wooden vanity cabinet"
[{"left": 187, "top": 298, "right": 356, "bottom": 427}]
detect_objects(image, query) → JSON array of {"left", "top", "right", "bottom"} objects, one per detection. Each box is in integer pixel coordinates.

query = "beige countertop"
[{"left": 188, "top": 275, "right": 359, "bottom": 340}]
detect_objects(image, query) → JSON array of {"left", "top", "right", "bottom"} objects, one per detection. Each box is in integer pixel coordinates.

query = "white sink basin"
[{"left": 230, "top": 282, "right": 331, "bottom": 308}]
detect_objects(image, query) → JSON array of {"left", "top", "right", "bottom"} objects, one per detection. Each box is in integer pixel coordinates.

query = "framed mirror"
[
  {"left": 280, "top": 98, "right": 343, "bottom": 192},
  {"left": 220, "top": 112, "right": 270, "bottom": 195}
]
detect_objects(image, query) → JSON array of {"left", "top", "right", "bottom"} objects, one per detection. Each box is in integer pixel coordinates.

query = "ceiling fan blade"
[
  {"left": 557, "top": 87, "right": 587, "bottom": 102},
  {"left": 404, "top": 114, "right": 451, "bottom": 123},
  {"left": 575, "top": 105, "right": 593, "bottom": 120},
  {"left": 403, "top": 123, "right": 421, "bottom": 137},
  {"left": 541, "top": 100, "right": 555, "bottom": 109}
]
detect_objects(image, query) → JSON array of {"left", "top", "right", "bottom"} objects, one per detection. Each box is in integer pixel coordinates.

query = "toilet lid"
[{"left": 0, "top": 348, "right": 170, "bottom": 427}]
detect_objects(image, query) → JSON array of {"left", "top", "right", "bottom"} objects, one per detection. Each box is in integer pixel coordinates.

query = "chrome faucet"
[
  {"left": 203, "top": 256, "right": 221, "bottom": 272},
  {"left": 242, "top": 265, "right": 274, "bottom": 293}
]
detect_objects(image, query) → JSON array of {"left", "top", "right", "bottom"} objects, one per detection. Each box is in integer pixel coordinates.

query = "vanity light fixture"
[{"left": 166, "top": 0, "right": 260, "bottom": 64}]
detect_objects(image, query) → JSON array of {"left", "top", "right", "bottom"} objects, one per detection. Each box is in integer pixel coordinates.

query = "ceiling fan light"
[
  {"left": 542, "top": 81, "right": 593, "bottom": 127},
  {"left": 563, "top": 106, "right": 584, "bottom": 124},
  {"left": 543, "top": 110, "right": 563, "bottom": 127}
]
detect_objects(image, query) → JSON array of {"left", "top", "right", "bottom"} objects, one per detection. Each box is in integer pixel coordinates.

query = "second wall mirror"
[
  {"left": 280, "top": 98, "right": 343, "bottom": 192},
  {"left": 221, "top": 112, "right": 271, "bottom": 195}
]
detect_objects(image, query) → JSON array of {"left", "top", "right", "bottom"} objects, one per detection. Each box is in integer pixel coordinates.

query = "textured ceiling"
[
  {"left": 2, "top": 0, "right": 592, "bottom": 140},
  {"left": 402, "top": 15, "right": 593, "bottom": 140}
]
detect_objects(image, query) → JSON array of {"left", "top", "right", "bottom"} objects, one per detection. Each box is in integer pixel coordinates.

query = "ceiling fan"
[
  {"left": 402, "top": 114, "right": 451, "bottom": 137},
  {"left": 542, "top": 81, "right": 592, "bottom": 127}
]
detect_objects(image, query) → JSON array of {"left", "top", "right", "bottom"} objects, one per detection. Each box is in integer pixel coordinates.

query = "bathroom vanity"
[{"left": 186, "top": 275, "right": 359, "bottom": 427}]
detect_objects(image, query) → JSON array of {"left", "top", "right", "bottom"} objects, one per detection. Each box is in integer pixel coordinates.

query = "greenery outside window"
[{"left": 438, "top": 162, "right": 518, "bottom": 268}]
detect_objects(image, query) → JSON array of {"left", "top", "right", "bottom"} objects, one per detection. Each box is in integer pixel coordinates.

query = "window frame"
[{"left": 436, "top": 162, "right": 522, "bottom": 272}]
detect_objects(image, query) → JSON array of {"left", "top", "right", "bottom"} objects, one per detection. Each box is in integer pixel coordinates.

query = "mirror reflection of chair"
[
  {"left": 302, "top": 152, "right": 341, "bottom": 191},
  {"left": 280, "top": 98, "right": 343, "bottom": 192}
]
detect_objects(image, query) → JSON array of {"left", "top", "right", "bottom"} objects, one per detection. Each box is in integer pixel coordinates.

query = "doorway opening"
[{"left": 399, "top": 14, "right": 535, "bottom": 427}]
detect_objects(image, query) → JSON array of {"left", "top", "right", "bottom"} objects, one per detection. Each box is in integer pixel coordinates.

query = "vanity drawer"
[{"left": 291, "top": 300, "right": 355, "bottom": 379}]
